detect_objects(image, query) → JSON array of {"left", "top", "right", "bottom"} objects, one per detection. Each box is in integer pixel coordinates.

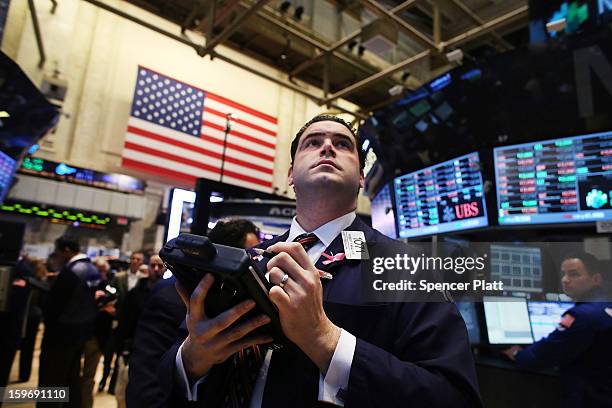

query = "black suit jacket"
[
  {"left": 127, "top": 276, "right": 186, "bottom": 408},
  {"left": 159, "top": 216, "right": 482, "bottom": 407}
]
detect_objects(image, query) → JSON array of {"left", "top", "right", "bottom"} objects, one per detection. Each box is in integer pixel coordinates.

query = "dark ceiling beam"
[
  {"left": 322, "top": 50, "right": 431, "bottom": 104},
  {"left": 289, "top": 0, "right": 419, "bottom": 77},
  {"left": 248, "top": 3, "right": 371, "bottom": 73},
  {"left": 28, "top": 0, "right": 46, "bottom": 68},
  {"left": 290, "top": 29, "right": 361, "bottom": 77},
  {"left": 81, "top": 0, "right": 367, "bottom": 119},
  {"left": 440, "top": 5, "right": 528, "bottom": 50},
  {"left": 448, "top": 0, "right": 514, "bottom": 50},
  {"left": 197, "top": 0, "right": 270, "bottom": 58},
  {"left": 361, "top": 0, "right": 438, "bottom": 51}
]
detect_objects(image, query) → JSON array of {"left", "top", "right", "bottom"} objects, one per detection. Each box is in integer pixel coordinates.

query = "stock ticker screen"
[
  {"left": 370, "top": 184, "right": 397, "bottom": 239},
  {"left": 393, "top": 152, "right": 488, "bottom": 238},
  {"left": 495, "top": 131, "right": 612, "bottom": 225}
]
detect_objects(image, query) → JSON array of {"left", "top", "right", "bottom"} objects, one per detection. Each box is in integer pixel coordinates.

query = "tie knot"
[{"left": 293, "top": 232, "right": 319, "bottom": 252}]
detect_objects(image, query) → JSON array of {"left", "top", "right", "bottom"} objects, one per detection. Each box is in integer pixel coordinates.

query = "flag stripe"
[
  {"left": 202, "top": 111, "right": 276, "bottom": 145},
  {"left": 206, "top": 92, "right": 277, "bottom": 124},
  {"left": 200, "top": 125, "right": 275, "bottom": 157},
  {"left": 125, "top": 142, "right": 221, "bottom": 174},
  {"left": 125, "top": 141, "right": 273, "bottom": 182},
  {"left": 203, "top": 106, "right": 277, "bottom": 138},
  {"left": 125, "top": 132, "right": 273, "bottom": 176},
  {"left": 122, "top": 158, "right": 196, "bottom": 184},
  {"left": 127, "top": 125, "right": 218, "bottom": 161},
  {"left": 204, "top": 97, "right": 277, "bottom": 134},
  {"left": 122, "top": 68, "right": 276, "bottom": 193},
  {"left": 202, "top": 120, "right": 275, "bottom": 150},
  {"left": 123, "top": 150, "right": 272, "bottom": 188},
  {"left": 200, "top": 135, "right": 274, "bottom": 162}
]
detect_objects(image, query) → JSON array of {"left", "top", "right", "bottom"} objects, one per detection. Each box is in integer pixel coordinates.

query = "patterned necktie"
[
  {"left": 223, "top": 233, "right": 320, "bottom": 407},
  {"left": 293, "top": 232, "right": 319, "bottom": 252}
]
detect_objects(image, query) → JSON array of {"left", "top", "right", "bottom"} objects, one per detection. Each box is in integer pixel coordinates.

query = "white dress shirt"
[{"left": 176, "top": 211, "right": 359, "bottom": 406}]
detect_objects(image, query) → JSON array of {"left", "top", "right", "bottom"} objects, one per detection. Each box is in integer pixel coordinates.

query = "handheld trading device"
[{"left": 159, "top": 233, "right": 286, "bottom": 348}]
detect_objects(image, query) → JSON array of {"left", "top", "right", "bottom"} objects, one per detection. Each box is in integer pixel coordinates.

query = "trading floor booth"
[{"left": 363, "top": 21, "right": 612, "bottom": 408}]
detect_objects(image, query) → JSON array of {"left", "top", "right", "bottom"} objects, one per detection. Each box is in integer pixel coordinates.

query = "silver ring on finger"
[{"left": 278, "top": 273, "right": 289, "bottom": 289}]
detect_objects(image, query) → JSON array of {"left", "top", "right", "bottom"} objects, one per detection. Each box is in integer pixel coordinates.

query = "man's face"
[
  {"left": 560, "top": 258, "right": 601, "bottom": 299},
  {"left": 288, "top": 120, "right": 364, "bottom": 196},
  {"left": 52, "top": 246, "right": 72, "bottom": 264},
  {"left": 148, "top": 255, "right": 165, "bottom": 281},
  {"left": 130, "top": 252, "right": 145, "bottom": 273}
]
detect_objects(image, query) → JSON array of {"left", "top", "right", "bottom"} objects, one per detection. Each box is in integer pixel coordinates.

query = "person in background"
[
  {"left": 114, "top": 254, "right": 164, "bottom": 408},
  {"left": 0, "top": 255, "right": 35, "bottom": 388},
  {"left": 80, "top": 257, "right": 115, "bottom": 408},
  {"left": 99, "top": 250, "right": 146, "bottom": 394},
  {"left": 18, "top": 259, "right": 48, "bottom": 382},
  {"left": 503, "top": 252, "right": 612, "bottom": 407},
  {"left": 207, "top": 218, "right": 261, "bottom": 248},
  {"left": 38, "top": 236, "right": 100, "bottom": 408},
  {"left": 126, "top": 218, "right": 261, "bottom": 408}
]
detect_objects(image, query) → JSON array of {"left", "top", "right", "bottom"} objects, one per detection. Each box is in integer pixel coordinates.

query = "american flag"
[{"left": 121, "top": 67, "right": 277, "bottom": 192}]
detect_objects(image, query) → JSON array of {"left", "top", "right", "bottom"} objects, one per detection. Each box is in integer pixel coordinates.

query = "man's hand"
[
  {"left": 101, "top": 303, "right": 116, "bottom": 315},
  {"left": 501, "top": 345, "right": 523, "bottom": 361},
  {"left": 175, "top": 274, "right": 273, "bottom": 381},
  {"left": 266, "top": 242, "right": 341, "bottom": 375}
]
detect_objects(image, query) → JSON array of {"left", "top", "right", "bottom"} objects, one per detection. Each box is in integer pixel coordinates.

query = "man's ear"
[
  {"left": 359, "top": 169, "right": 365, "bottom": 189},
  {"left": 287, "top": 165, "right": 294, "bottom": 187},
  {"left": 593, "top": 272, "right": 603, "bottom": 286}
]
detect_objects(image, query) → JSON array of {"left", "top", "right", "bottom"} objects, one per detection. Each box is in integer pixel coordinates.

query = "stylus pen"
[{"left": 251, "top": 248, "right": 333, "bottom": 280}]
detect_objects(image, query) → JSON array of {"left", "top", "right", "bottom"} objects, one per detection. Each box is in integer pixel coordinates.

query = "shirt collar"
[
  {"left": 288, "top": 211, "right": 356, "bottom": 248},
  {"left": 68, "top": 253, "right": 88, "bottom": 264}
]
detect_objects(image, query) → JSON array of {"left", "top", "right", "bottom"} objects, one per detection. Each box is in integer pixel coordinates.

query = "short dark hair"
[
  {"left": 290, "top": 114, "right": 366, "bottom": 170},
  {"left": 131, "top": 249, "right": 145, "bottom": 257},
  {"left": 55, "top": 235, "right": 80, "bottom": 253},
  {"left": 563, "top": 252, "right": 601, "bottom": 277},
  {"left": 207, "top": 218, "right": 260, "bottom": 248}
]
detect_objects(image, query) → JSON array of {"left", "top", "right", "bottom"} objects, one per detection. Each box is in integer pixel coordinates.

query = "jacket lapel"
[{"left": 315, "top": 216, "right": 379, "bottom": 273}]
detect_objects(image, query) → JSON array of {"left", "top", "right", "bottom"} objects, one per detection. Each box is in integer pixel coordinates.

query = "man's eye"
[
  {"left": 336, "top": 140, "right": 352, "bottom": 149},
  {"left": 305, "top": 139, "right": 320, "bottom": 147}
]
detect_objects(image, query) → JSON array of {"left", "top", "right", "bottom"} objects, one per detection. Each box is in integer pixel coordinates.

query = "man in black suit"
[
  {"left": 162, "top": 114, "right": 482, "bottom": 407},
  {"left": 126, "top": 219, "right": 260, "bottom": 408},
  {"left": 38, "top": 236, "right": 100, "bottom": 408}
]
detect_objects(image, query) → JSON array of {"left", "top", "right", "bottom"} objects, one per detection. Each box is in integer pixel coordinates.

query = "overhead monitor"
[
  {"left": 489, "top": 245, "right": 543, "bottom": 293},
  {"left": 370, "top": 184, "right": 397, "bottom": 239},
  {"left": 483, "top": 296, "right": 533, "bottom": 345},
  {"left": 494, "top": 130, "right": 612, "bottom": 225},
  {"left": 456, "top": 301, "right": 481, "bottom": 345},
  {"left": 0, "top": 150, "right": 17, "bottom": 205},
  {"left": 393, "top": 152, "right": 488, "bottom": 238},
  {"left": 165, "top": 188, "right": 196, "bottom": 243},
  {"left": 528, "top": 301, "right": 574, "bottom": 342}
]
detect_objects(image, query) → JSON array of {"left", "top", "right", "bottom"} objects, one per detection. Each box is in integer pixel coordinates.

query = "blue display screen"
[
  {"left": 528, "top": 301, "right": 574, "bottom": 342},
  {"left": 495, "top": 131, "right": 612, "bottom": 225},
  {"left": 0, "top": 150, "right": 17, "bottom": 205},
  {"left": 370, "top": 184, "right": 397, "bottom": 239},
  {"left": 393, "top": 152, "right": 488, "bottom": 238}
]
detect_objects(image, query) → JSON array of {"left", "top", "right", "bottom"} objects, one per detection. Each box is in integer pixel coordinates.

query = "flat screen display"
[
  {"left": 483, "top": 296, "right": 533, "bottom": 345},
  {"left": 166, "top": 188, "right": 196, "bottom": 242},
  {"left": 393, "top": 152, "right": 488, "bottom": 238},
  {"left": 370, "top": 184, "right": 397, "bottom": 239},
  {"left": 490, "top": 245, "right": 543, "bottom": 293},
  {"left": 495, "top": 131, "right": 612, "bottom": 225},
  {"left": 0, "top": 150, "right": 16, "bottom": 205},
  {"left": 528, "top": 301, "right": 574, "bottom": 342}
]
